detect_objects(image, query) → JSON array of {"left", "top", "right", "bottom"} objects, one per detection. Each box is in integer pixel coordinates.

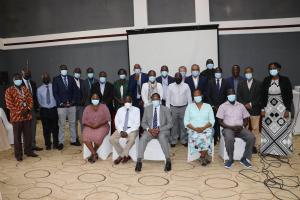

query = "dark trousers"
[
  {"left": 40, "top": 107, "right": 59, "bottom": 148},
  {"left": 12, "top": 120, "right": 32, "bottom": 159},
  {"left": 213, "top": 110, "right": 220, "bottom": 143}
]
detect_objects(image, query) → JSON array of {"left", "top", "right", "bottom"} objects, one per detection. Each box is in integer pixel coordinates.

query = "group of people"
[{"left": 1, "top": 59, "right": 294, "bottom": 172}]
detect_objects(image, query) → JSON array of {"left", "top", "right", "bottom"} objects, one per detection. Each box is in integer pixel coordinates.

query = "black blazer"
[
  {"left": 82, "top": 78, "right": 97, "bottom": 106},
  {"left": 237, "top": 79, "right": 262, "bottom": 115},
  {"left": 22, "top": 79, "right": 38, "bottom": 111},
  {"left": 261, "top": 75, "right": 293, "bottom": 111},
  {"left": 91, "top": 81, "right": 114, "bottom": 112},
  {"left": 185, "top": 75, "right": 208, "bottom": 99},
  {"left": 207, "top": 78, "right": 229, "bottom": 108},
  {"left": 156, "top": 75, "right": 175, "bottom": 85},
  {"left": 73, "top": 78, "right": 85, "bottom": 106}
]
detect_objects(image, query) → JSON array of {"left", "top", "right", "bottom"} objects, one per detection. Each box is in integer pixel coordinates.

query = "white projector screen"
[{"left": 127, "top": 25, "right": 219, "bottom": 76}]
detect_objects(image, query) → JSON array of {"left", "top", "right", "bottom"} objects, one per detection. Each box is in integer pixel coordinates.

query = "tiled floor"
[{"left": 0, "top": 122, "right": 299, "bottom": 200}]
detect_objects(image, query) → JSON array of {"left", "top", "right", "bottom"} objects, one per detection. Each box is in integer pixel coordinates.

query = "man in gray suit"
[{"left": 135, "top": 93, "right": 173, "bottom": 172}]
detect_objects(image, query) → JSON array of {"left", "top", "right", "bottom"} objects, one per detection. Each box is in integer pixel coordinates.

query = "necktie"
[
  {"left": 63, "top": 76, "right": 68, "bottom": 88},
  {"left": 153, "top": 108, "right": 158, "bottom": 128},
  {"left": 216, "top": 79, "right": 220, "bottom": 94},
  {"left": 123, "top": 108, "right": 129, "bottom": 131},
  {"left": 27, "top": 80, "right": 32, "bottom": 93},
  {"left": 46, "top": 85, "right": 51, "bottom": 105}
]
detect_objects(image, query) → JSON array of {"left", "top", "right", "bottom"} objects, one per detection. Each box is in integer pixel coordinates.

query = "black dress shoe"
[
  {"left": 135, "top": 162, "right": 142, "bottom": 172},
  {"left": 57, "top": 143, "right": 64, "bottom": 150},
  {"left": 33, "top": 146, "right": 43, "bottom": 151},
  {"left": 46, "top": 146, "right": 51, "bottom": 150},
  {"left": 171, "top": 144, "right": 176, "bottom": 148},
  {"left": 252, "top": 147, "right": 258, "bottom": 154},
  {"left": 164, "top": 161, "right": 172, "bottom": 172},
  {"left": 70, "top": 141, "right": 81, "bottom": 146},
  {"left": 26, "top": 152, "right": 39, "bottom": 157},
  {"left": 16, "top": 157, "right": 23, "bottom": 161}
]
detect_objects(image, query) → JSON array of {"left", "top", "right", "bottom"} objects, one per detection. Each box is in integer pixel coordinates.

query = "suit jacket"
[
  {"left": 237, "top": 79, "right": 262, "bottom": 115},
  {"left": 22, "top": 79, "right": 38, "bottom": 111},
  {"left": 185, "top": 75, "right": 208, "bottom": 100},
  {"left": 226, "top": 76, "right": 246, "bottom": 92},
  {"left": 156, "top": 75, "right": 175, "bottom": 85},
  {"left": 113, "top": 80, "right": 129, "bottom": 109},
  {"left": 82, "top": 78, "right": 97, "bottom": 106},
  {"left": 52, "top": 75, "right": 78, "bottom": 107},
  {"left": 73, "top": 78, "right": 85, "bottom": 106},
  {"left": 91, "top": 81, "right": 114, "bottom": 112},
  {"left": 141, "top": 105, "right": 173, "bottom": 134},
  {"left": 128, "top": 73, "right": 148, "bottom": 101},
  {"left": 200, "top": 69, "right": 215, "bottom": 80},
  {"left": 207, "top": 78, "right": 229, "bottom": 108},
  {"left": 261, "top": 75, "right": 293, "bottom": 111}
]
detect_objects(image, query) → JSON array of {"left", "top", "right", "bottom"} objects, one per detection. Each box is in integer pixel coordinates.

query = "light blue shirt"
[
  {"left": 184, "top": 103, "right": 215, "bottom": 129},
  {"left": 37, "top": 83, "right": 57, "bottom": 108}
]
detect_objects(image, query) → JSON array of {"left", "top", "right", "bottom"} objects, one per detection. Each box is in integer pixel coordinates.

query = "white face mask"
[
  {"left": 134, "top": 69, "right": 141, "bottom": 74},
  {"left": 124, "top": 102, "right": 132, "bottom": 108},
  {"left": 74, "top": 73, "right": 81, "bottom": 79}
]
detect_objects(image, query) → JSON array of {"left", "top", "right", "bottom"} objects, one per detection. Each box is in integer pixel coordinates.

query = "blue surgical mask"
[
  {"left": 207, "top": 63, "right": 214, "bottom": 69},
  {"left": 134, "top": 69, "right": 141, "bottom": 74},
  {"left": 87, "top": 73, "right": 94, "bottom": 79},
  {"left": 119, "top": 74, "right": 126, "bottom": 80},
  {"left": 14, "top": 79, "right": 22, "bottom": 86},
  {"left": 161, "top": 71, "right": 168, "bottom": 77},
  {"left": 227, "top": 94, "right": 236, "bottom": 102},
  {"left": 180, "top": 72, "right": 186, "bottom": 77},
  {"left": 74, "top": 73, "right": 81, "bottom": 79},
  {"left": 245, "top": 73, "right": 253, "bottom": 80},
  {"left": 149, "top": 76, "right": 156, "bottom": 83},
  {"left": 215, "top": 72, "right": 222, "bottom": 79},
  {"left": 61, "top": 70, "right": 68, "bottom": 76},
  {"left": 152, "top": 100, "right": 160, "bottom": 107},
  {"left": 270, "top": 69, "right": 278, "bottom": 77},
  {"left": 194, "top": 96, "right": 202, "bottom": 103},
  {"left": 192, "top": 71, "right": 199, "bottom": 77},
  {"left": 99, "top": 77, "right": 106, "bottom": 83},
  {"left": 91, "top": 99, "right": 100, "bottom": 106}
]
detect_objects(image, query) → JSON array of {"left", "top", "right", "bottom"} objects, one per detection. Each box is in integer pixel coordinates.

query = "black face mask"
[{"left": 175, "top": 78, "right": 182, "bottom": 84}]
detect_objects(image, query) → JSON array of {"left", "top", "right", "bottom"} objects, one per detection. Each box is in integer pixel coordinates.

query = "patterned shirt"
[{"left": 5, "top": 86, "right": 33, "bottom": 122}]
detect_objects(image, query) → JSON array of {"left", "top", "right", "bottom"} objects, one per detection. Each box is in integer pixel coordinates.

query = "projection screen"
[{"left": 127, "top": 25, "right": 219, "bottom": 76}]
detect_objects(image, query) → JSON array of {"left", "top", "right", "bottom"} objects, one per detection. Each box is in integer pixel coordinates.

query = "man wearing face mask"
[
  {"left": 5, "top": 73, "right": 38, "bottom": 161},
  {"left": 141, "top": 70, "right": 163, "bottom": 107},
  {"left": 128, "top": 64, "right": 148, "bottom": 110},
  {"left": 217, "top": 89, "right": 255, "bottom": 169},
  {"left": 200, "top": 59, "right": 215, "bottom": 80},
  {"left": 226, "top": 65, "right": 245, "bottom": 95},
  {"left": 82, "top": 67, "right": 97, "bottom": 106},
  {"left": 166, "top": 72, "right": 192, "bottom": 147},
  {"left": 156, "top": 65, "right": 175, "bottom": 106},
  {"left": 185, "top": 64, "right": 208, "bottom": 99},
  {"left": 207, "top": 67, "right": 230, "bottom": 145},
  {"left": 110, "top": 96, "right": 140, "bottom": 165},
  {"left": 114, "top": 68, "right": 129, "bottom": 110},
  {"left": 53, "top": 65, "right": 79, "bottom": 150},
  {"left": 21, "top": 68, "right": 43, "bottom": 151},
  {"left": 237, "top": 67, "right": 262, "bottom": 154},
  {"left": 135, "top": 93, "right": 173, "bottom": 172},
  {"left": 178, "top": 66, "right": 187, "bottom": 82},
  {"left": 37, "top": 73, "right": 59, "bottom": 150}
]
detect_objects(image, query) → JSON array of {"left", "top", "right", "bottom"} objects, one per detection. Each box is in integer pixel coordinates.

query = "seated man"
[
  {"left": 110, "top": 96, "right": 140, "bottom": 165},
  {"left": 216, "top": 89, "right": 255, "bottom": 169},
  {"left": 135, "top": 93, "right": 173, "bottom": 172}
]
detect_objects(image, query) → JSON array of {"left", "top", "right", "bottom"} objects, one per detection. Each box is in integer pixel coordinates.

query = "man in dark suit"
[
  {"left": 53, "top": 65, "right": 80, "bottom": 150},
  {"left": 128, "top": 64, "right": 148, "bottom": 113},
  {"left": 185, "top": 64, "right": 208, "bottom": 100},
  {"left": 237, "top": 67, "right": 261, "bottom": 153},
  {"left": 21, "top": 68, "right": 43, "bottom": 151},
  {"left": 226, "top": 65, "right": 245, "bottom": 95},
  {"left": 82, "top": 67, "right": 97, "bottom": 106},
  {"left": 156, "top": 65, "right": 174, "bottom": 105},
  {"left": 200, "top": 58, "right": 215, "bottom": 80},
  {"left": 73, "top": 67, "right": 85, "bottom": 142},
  {"left": 207, "top": 67, "right": 230, "bottom": 144}
]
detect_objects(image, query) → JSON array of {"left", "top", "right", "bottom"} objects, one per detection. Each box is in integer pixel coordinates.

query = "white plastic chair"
[
  {"left": 112, "top": 136, "right": 139, "bottom": 162},
  {"left": 83, "top": 134, "right": 112, "bottom": 160},
  {"left": 0, "top": 108, "right": 14, "bottom": 144},
  {"left": 143, "top": 139, "right": 166, "bottom": 161}
]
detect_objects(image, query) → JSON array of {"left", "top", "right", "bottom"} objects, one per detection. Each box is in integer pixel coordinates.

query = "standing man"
[
  {"left": 128, "top": 64, "right": 148, "bottom": 111},
  {"left": 114, "top": 68, "right": 130, "bottom": 110},
  {"left": 185, "top": 64, "right": 208, "bottom": 99},
  {"left": 110, "top": 96, "right": 140, "bottom": 164},
  {"left": 226, "top": 65, "right": 245, "bottom": 95},
  {"left": 156, "top": 65, "right": 174, "bottom": 105},
  {"left": 5, "top": 73, "right": 38, "bottom": 161},
  {"left": 21, "top": 68, "right": 43, "bottom": 151},
  {"left": 178, "top": 66, "right": 187, "bottom": 82},
  {"left": 141, "top": 70, "right": 163, "bottom": 107},
  {"left": 207, "top": 67, "right": 229, "bottom": 145},
  {"left": 166, "top": 72, "right": 192, "bottom": 147},
  {"left": 135, "top": 93, "right": 173, "bottom": 172},
  {"left": 53, "top": 65, "right": 80, "bottom": 150},
  {"left": 82, "top": 67, "right": 97, "bottom": 106},
  {"left": 201, "top": 59, "right": 215, "bottom": 80},
  {"left": 237, "top": 67, "right": 261, "bottom": 153},
  {"left": 37, "top": 73, "right": 59, "bottom": 150}
]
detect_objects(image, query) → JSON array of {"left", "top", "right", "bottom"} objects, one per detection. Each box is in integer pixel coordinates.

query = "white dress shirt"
[
  {"left": 100, "top": 83, "right": 105, "bottom": 95},
  {"left": 115, "top": 106, "right": 140, "bottom": 134},
  {"left": 192, "top": 76, "right": 199, "bottom": 89},
  {"left": 141, "top": 82, "right": 163, "bottom": 107},
  {"left": 74, "top": 78, "right": 80, "bottom": 88},
  {"left": 215, "top": 78, "right": 222, "bottom": 87},
  {"left": 22, "top": 78, "right": 32, "bottom": 93},
  {"left": 247, "top": 79, "right": 253, "bottom": 90},
  {"left": 152, "top": 105, "right": 160, "bottom": 128},
  {"left": 166, "top": 82, "right": 192, "bottom": 108}
]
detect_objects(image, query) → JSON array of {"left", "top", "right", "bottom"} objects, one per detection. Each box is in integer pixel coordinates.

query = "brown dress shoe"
[
  {"left": 122, "top": 156, "right": 131, "bottom": 163},
  {"left": 114, "top": 156, "right": 123, "bottom": 165}
]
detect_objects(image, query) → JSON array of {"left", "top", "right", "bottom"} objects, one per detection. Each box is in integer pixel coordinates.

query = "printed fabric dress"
[{"left": 261, "top": 80, "right": 293, "bottom": 156}]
